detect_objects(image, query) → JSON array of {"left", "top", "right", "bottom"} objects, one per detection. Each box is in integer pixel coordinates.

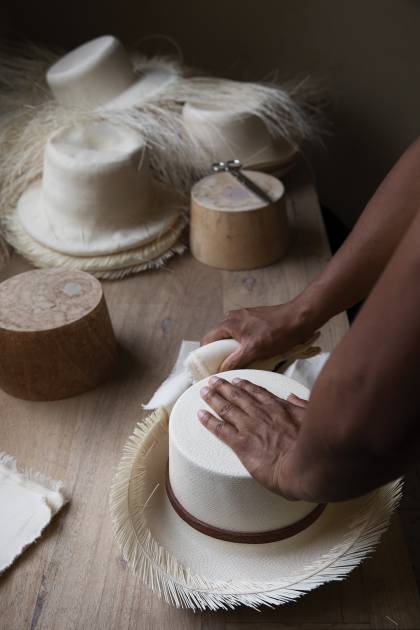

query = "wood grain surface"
[{"left": 0, "top": 160, "right": 419, "bottom": 629}]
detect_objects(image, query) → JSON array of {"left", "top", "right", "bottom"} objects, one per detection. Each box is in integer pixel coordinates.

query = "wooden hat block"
[
  {"left": 190, "top": 170, "right": 289, "bottom": 270},
  {"left": 0, "top": 269, "right": 117, "bottom": 401}
]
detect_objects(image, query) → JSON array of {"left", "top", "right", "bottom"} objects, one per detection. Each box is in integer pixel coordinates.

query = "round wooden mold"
[
  {"left": 0, "top": 268, "right": 117, "bottom": 400},
  {"left": 190, "top": 170, "right": 290, "bottom": 270}
]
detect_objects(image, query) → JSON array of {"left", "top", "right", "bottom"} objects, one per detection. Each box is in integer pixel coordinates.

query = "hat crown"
[
  {"left": 47, "top": 35, "right": 135, "bottom": 108},
  {"left": 169, "top": 370, "right": 317, "bottom": 534},
  {"left": 183, "top": 103, "right": 274, "bottom": 167},
  {"left": 17, "top": 119, "right": 180, "bottom": 256},
  {"left": 41, "top": 121, "right": 153, "bottom": 221}
]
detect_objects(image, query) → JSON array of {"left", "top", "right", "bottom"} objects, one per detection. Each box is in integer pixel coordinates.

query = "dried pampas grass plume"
[{"left": 0, "top": 41, "right": 325, "bottom": 220}]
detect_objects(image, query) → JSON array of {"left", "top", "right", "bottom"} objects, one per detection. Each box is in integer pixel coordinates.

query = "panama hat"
[
  {"left": 6, "top": 120, "right": 186, "bottom": 278},
  {"left": 182, "top": 102, "right": 299, "bottom": 173},
  {"left": 46, "top": 35, "right": 180, "bottom": 110},
  {"left": 110, "top": 340, "right": 401, "bottom": 610}
]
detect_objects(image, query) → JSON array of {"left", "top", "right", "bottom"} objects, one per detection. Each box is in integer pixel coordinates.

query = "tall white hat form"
[
  {"left": 168, "top": 372, "right": 320, "bottom": 537},
  {"left": 46, "top": 35, "right": 179, "bottom": 110},
  {"left": 11, "top": 120, "right": 183, "bottom": 259},
  {"left": 183, "top": 102, "right": 298, "bottom": 172},
  {"left": 110, "top": 360, "right": 402, "bottom": 610}
]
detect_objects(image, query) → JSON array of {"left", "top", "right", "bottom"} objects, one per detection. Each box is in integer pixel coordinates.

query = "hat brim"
[
  {"left": 16, "top": 179, "right": 183, "bottom": 256},
  {"left": 5, "top": 210, "right": 186, "bottom": 279},
  {"left": 110, "top": 408, "right": 402, "bottom": 611},
  {"left": 101, "top": 65, "right": 179, "bottom": 111},
  {"left": 245, "top": 138, "right": 299, "bottom": 172}
]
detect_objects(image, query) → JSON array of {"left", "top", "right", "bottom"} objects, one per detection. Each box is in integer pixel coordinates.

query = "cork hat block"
[{"left": 0, "top": 269, "right": 117, "bottom": 401}]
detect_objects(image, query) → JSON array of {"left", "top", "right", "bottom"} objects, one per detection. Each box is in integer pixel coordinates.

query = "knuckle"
[
  {"left": 200, "top": 409, "right": 212, "bottom": 422},
  {"left": 229, "top": 387, "right": 241, "bottom": 400},
  {"left": 214, "top": 420, "right": 225, "bottom": 437},
  {"left": 242, "top": 379, "right": 257, "bottom": 392},
  {"left": 220, "top": 402, "right": 233, "bottom": 417}
]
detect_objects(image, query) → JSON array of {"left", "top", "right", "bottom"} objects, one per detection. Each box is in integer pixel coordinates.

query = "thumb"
[
  {"left": 201, "top": 325, "right": 231, "bottom": 346},
  {"left": 220, "top": 346, "right": 253, "bottom": 371},
  {"left": 287, "top": 393, "right": 308, "bottom": 409}
]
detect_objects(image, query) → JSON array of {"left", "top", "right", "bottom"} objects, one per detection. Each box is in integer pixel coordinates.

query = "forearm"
[
  {"left": 292, "top": 136, "right": 420, "bottom": 330},
  {"left": 282, "top": 209, "right": 420, "bottom": 503},
  {"left": 284, "top": 357, "right": 412, "bottom": 503}
]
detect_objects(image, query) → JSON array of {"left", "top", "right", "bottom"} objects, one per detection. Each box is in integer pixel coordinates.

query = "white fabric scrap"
[
  {"left": 0, "top": 452, "right": 68, "bottom": 573},
  {"left": 144, "top": 340, "right": 199, "bottom": 411},
  {"left": 284, "top": 352, "right": 330, "bottom": 390},
  {"left": 144, "top": 339, "right": 330, "bottom": 413}
]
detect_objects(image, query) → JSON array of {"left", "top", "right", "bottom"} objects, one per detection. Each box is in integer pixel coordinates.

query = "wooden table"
[{"left": 1, "top": 162, "right": 420, "bottom": 630}]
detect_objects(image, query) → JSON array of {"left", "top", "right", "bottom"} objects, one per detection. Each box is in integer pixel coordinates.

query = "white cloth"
[
  {"left": 283, "top": 352, "right": 330, "bottom": 390},
  {"left": 0, "top": 453, "right": 68, "bottom": 573},
  {"left": 145, "top": 339, "right": 330, "bottom": 413}
]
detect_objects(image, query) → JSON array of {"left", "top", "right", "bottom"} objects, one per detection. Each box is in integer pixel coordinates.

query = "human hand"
[
  {"left": 201, "top": 303, "right": 317, "bottom": 371},
  {"left": 198, "top": 376, "right": 308, "bottom": 499}
]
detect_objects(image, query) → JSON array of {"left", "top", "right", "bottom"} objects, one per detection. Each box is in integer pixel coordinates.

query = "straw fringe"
[{"left": 110, "top": 412, "right": 402, "bottom": 611}]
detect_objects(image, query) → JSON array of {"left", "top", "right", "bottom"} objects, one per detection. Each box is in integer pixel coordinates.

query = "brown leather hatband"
[{"left": 165, "top": 464, "right": 326, "bottom": 544}]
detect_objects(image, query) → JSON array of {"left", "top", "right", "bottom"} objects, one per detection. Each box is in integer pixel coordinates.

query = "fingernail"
[
  {"left": 200, "top": 386, "right": 210, "bottom": 396},
  {"left": 197, "top": 409, "right": 207, "bottom": 419},
  {"left": 232, "top": 378, "right": 241, "bottom": 384},
  {"left": 209, "top": 376, "right": 220, "bottom": 385}
]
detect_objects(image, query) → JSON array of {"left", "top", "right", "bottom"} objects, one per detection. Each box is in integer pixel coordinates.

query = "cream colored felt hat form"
[
  {"left": 183, "top": 102, "right": 299, "bottom": 173},
  {"left": 110, "top": 341, "right": 402, "bottom": 611},
  {"left": 46, "top": 35, "right": 180, "bottom": 110},
  {"left": 6, "top": 121, "right": 186, "bottom": 278}
]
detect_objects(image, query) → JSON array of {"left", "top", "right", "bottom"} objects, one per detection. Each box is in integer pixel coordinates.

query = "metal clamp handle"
[{"left": 211, "top": 160, "right": 273, "bottom": 204}]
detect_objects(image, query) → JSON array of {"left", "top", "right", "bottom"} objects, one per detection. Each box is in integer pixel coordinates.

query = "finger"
[
  {"left": 287, "top": 403, "right": 306, "bottom": 428},
  {"left": 220, "top": 346, "right": 255, "bottom": 371},
  {"left": 294, "top": 330, "right": 321, "bottom": 351},
  {"left": 201, "top": 325, "right": 232, "bottom": 346},
  {"left": 200, "top": 384, "right": 251, "bottom": 428},
  {"left": 197, "top": 409, "right": 238, "bottom": 448},
  {"left": 231, "top": 378, "right": 302, "bottom": 430},
  {"left": 207, "top": 376, "right": 260, "bottom": 415},
  {"left": 232, "top": 378, "right": 287, "bottom": 406},
  {"left": 287, "top": 393, "right": 308, "bottom": 409}
]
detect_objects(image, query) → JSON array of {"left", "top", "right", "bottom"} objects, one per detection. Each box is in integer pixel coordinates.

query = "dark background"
[{"left": 2, "top": 0, "right": 420, "bottom": 226}]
